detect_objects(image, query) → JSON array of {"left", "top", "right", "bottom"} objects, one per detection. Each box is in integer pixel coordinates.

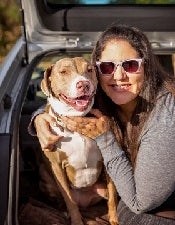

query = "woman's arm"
[
  {"left": 28, "top": 104, "right": 46, "bottom": 136},
  {"left": 95, "top": 107, "right": 175, "bottom": 214},
  {"left": 28, "top": 105, "right": 61, "bottom": 151}
]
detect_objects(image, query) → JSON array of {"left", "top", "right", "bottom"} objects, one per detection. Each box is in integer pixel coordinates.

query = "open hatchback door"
[{"left": 0, "top": 0, "right": 175, "bottom": 224}]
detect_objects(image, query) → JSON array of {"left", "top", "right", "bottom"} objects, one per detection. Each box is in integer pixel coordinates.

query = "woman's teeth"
[{"left": 112, "top": 84, "right": 131, "bottom": 89}]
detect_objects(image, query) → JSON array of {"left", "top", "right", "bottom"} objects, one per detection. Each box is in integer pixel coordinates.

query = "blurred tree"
[{"left": 0, "top": 0, "right": 21, "bottom": 63}]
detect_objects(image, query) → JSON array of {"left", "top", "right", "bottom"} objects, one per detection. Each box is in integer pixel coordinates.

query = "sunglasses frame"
[{"left": 96, "top": 58, "right": 143, "bottom": 75}]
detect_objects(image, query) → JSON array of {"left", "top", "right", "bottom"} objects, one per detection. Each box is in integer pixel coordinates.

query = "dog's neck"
[{"left": 48, "top": 96, "right": 94, "bottom": 117}]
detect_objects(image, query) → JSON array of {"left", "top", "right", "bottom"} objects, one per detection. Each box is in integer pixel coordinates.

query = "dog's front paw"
[
  {"left": 109, "top": 212, "right": 118, "bottom": 225},
  {"left": 70, "top": 215, "right": 84, "bottom": 225},
  {"left": 62, "top": 115, "right": 112, "bottom": 139},
  {"left": 67, "top": 207, "right": 85, "bottom": 225},
  {"left": 84, "top": 116, "right": 111, "bottom": 139},
  {"left": 109, "top": 220, "right": 118, "bottom": 225}
]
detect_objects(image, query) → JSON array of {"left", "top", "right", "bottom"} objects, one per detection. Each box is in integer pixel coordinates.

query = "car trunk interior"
[
  {"left": 17, "top": 48, "right": 175, "bottom": 224},
  {"left": 17, "top": 2, "right": 175, "bottom": 223}
]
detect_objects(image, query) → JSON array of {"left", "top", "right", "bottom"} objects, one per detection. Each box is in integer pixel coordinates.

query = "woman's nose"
[{"left": 113, "top": 65, "right": 127, "bottom": 80}]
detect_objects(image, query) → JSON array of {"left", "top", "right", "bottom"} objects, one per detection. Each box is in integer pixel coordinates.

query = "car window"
[{"left": 46, "top": 0, "right": 175, "bottom": 5}]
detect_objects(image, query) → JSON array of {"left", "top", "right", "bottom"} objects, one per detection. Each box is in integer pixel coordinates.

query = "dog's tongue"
[
  {"left": 59, "top": 94, "right": 92, "bottom": 111},
  {"left": 75, "top": 99, "right": 89, "bottom": 111}
]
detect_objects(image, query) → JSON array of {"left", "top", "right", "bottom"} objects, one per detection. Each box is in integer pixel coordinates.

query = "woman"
[{"left": 30, "top": 24, "right": 175, "bottom": 224}]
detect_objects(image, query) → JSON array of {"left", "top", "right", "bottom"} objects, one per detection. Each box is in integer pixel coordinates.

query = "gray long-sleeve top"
[{"left": 95, "top": 91, "right": 175, "bottom": 214}]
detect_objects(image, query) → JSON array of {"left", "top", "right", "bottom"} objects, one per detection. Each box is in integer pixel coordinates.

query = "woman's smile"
[{"left": 111, "top": 83, "right": 132, "bottom": 91}]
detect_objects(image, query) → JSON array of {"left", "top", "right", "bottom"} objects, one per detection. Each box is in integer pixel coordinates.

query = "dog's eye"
[
  {"left": 60, "top": 69, "right": 67, "bottom": 74},
  {"left": 87, "top": 66, "right": 94, "bottom": 73},
  {"left": 88, "top": 68, "right": 93, "bottom": 73}
]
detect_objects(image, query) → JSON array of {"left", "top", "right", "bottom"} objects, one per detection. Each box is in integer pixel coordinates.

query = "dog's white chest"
[{"left": 52, "top": 125, "right": 102, "bottom": 188}]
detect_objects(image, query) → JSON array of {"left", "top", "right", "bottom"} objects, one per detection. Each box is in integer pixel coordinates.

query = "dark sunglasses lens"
[
  {"left": 122, "top": 60, "right": 139, "bottom": 73},
  {"left": 100, "top": 62, "right": 115, "bottom": 74}
]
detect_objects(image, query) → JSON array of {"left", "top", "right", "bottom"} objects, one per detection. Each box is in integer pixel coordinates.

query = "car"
[{"left": 0, "top": 0, "right": 175, "bottom": 224}]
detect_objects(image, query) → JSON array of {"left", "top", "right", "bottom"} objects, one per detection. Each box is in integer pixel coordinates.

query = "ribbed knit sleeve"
[{"left": 95, "top": 93, "right": 175, "bottom": 214}]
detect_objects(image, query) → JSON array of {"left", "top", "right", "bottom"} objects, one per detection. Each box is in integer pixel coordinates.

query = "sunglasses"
[{"left": 96, "top": 58, "right": 143, "bottom": 75}]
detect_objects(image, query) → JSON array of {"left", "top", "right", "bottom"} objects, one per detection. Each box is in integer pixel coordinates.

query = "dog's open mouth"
[{"left": 59, "top": 94, "right": 93, "bottom": 111}]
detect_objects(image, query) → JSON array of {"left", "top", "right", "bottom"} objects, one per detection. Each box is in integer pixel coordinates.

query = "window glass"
[{"left": 46, "top": 0, "right": 175, "bottom": 4}]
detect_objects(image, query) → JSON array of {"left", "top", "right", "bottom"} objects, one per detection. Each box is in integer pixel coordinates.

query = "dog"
[{"left": 40, "top": 57, "right": 118, "bottom": 225}]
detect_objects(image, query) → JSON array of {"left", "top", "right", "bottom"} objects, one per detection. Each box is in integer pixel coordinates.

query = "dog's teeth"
[
  {"left": 76, "top": 100, "right": 85, "bottom": 105},
  {"left": 76, "top": 100, "right": 88, "bottom": 106}
]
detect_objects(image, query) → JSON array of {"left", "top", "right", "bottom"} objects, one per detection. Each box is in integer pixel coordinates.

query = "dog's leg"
[
  {"left": 44, "top": 151, "right": 84, "bottom": 225},
  {"left": 106, "top": 174, "right": 118, "bottom": 225}
]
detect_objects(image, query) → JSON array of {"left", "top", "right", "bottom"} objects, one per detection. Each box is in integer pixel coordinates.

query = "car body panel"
[{"left": 0, "top": 135, "right": 11, "bottom": 225}]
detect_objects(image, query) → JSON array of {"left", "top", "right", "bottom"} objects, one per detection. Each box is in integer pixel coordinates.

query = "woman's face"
[{"left": 98, "top": 40, "right": 144, "bottom": 109}]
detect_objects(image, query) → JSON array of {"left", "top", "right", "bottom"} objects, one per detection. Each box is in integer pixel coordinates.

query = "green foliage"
[{"left": 0, "top": 0, "right": 21, "bottom": 63}]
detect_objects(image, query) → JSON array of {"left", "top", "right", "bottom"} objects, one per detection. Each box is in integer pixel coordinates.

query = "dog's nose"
[{"left": 76, "top": 81, "right": 90, "bottom": 93}]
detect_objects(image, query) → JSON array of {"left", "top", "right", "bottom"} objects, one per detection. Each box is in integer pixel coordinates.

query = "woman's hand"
[
  {"left": 62, "top": 109, "right": 111, "bottom": 138},
  {"left": 34, "top": 113, "right": 61, "bottom": 151}
]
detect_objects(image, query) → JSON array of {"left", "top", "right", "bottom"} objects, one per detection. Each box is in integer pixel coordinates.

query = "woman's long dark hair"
[{"left": 92, "top": 24, "right": 175, "bottom": 167}]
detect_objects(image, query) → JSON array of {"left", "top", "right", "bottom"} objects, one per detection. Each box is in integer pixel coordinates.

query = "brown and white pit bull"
[{"left": 40, "top": 57, "right": 118, "bottom": 225}]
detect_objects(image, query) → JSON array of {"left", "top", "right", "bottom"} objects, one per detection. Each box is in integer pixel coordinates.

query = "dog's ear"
[{"left": 41, "top": 65, "right": 53, "bottom": 97}]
